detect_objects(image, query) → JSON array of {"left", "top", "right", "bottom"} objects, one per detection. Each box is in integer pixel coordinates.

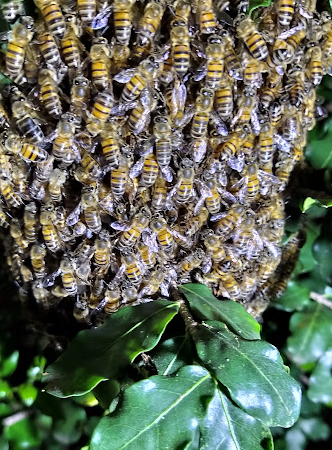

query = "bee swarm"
[{"left": 0, "top": 0, "right": 329, "bottom": 323}]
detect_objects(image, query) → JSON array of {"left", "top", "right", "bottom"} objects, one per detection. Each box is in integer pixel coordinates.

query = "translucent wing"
[
  {"left": 193, "top": 63, "right": 207, "bottom": 81},
  {"left": 110, "top": 100, "right": 138, "bottom": 115},
  {"left": 113, "top": 68, "right": 136, "bottom": 84},
  {"left": 42, "top": 268, "right": 61, "bottom": 288},
  {"left": 142, "top": 229, "right": 159, "bottom": 252},
  {"left": 91, "top": 6, "right": 113, "bottom": 29},
  {"left": 111, "top": 221, "right": 130, "bottom": 231},
  {"left": 192, "top": 139, "right": 207, "bottom": 164},
  {"left": 274, "top": 134, "right": 291, "bottom": 152},
  {"left": 278, "top": 25, "right": 305, "bottom": 40},
  {"left": 160, "top": 165, "right": 173, "bottom": 182},
  {"left": 66, "top": 204, "right": 82, "bottom": 226},
  {"left": 129, "top": 157, "right": 145, "bottom": 178}
]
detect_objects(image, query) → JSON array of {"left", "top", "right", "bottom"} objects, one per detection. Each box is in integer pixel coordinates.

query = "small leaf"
[
  {"left": 52, "top": 402, "right": 87, "bottom": 445},
  {"left": 271, "top": 281, "right": 310, "bottom": 312},
  {"left": 90, "top": 366, "right": 215, "bottom": 450},
  {"left": 151, "top": 335, "right": 194, "bottom": 375},
  {"left": 193, "top": 321, "right": 301, "bottom": 427},
  {"left": 0, "top": 351, "right": 19, "bottom": 378},
  {"left": 0, "top": 381, "right": 11, "bottom": 400},
  {"left": 298, "top": 417, "right": 331, "bottom": 441},
  {"left": 301, "top": 197, "right": 332, "bottom": 212},
  {"left": 294, "top": 221, "right": 320, "bottom": 275},
  {"left": 180, "top": 283, "right": 260, "bottom": 340},
  {"left": 44, "top": 300, "right": 179, "bottom": 397},
  {"left": 287, "top": 303, "right": 332, "bottom": 368},
  {"left": 4, "top": 417, "right": 41, "bottom": 449},
  {"left": 248, "top": 0, "right": 272, "bottom": 15},
  {"left": 200, "top": 385, "right": 273, "bottom": 450},
  {"left": 92, "top": 380, "right": 121, "bottom": 410},
  {"left": 308, "top": 349, "right": 332, "bottom": 406},
  {"left": 17, "top": 383, "right": 38, "bottom": 407},
  {"left": 305, "top": 133, "right": 332, "bottom": 169}
]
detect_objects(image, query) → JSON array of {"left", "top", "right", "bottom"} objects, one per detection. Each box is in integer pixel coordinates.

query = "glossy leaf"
[
  {"left": 301, "top": 197, "right": 332, "bottom": 212},
  {"left": 305, "top": 132, "right": 332, "bottom": 169},
  {"left": 200, "top": 385, "right": 273, "bottom": 450},
  {"left": 193, "top": 321, "right": 301, "bottom": 427},
  {"left": 294, "top": 221, "right": 320, "bottom": 275},
  {"left": 52, "top": 402, "right": 86, "bottom": 445},
  {"left": 308, "top": 349, "right": 332, "bottom": 406},
  {"left": 151, "top": 335, "right": 194, "bottom": 375},
  {"left": 0, "top": 350, "right": 19, "bottom": 378},
  {"left": 248, "top": 0, "right": 272, "bottom": 15},
  {"left": 90, "top": 366, "right": 215, "bottom": 450},
  {"left": 92, "top": 380, "right": 121, "bottom": 410},
  {"left": 287, "top": 303, "right": 332, "bottom": 368},
  {"left": 0, "top": 381, "right": 11, "bottom": 400},
  {"left": 271, "top": 281, "right": 310, "bottom": 312},
  {"left": 180, "top": 284, "right": 260, "bottom": 340},
  {"left": 312, "top": 237, "right": 332, "bottom": 285},
  {"left": 44, "top": 300, "right": 179, "bottom": 397},
  {"left": 17, "top": 383, "right": 38, "bottom": 407},
  {"left": 4, "top": 417, "right": 41, "bottom": 449}
]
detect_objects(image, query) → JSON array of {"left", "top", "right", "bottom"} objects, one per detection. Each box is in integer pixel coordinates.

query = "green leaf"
[
  {"left": 17, "top": 383, "right": 38, "bottom": 407},
  {"left": 200, "top": 385, "right": 273, "bottom": 450},
  {"left": 305, "top": 133, "right": 332, "bottom": 169},
  {"left": 90, "top": 366, "right": 215, "bottom": 450},
  {"left": 312, "top": 237, "right": 332, "bottom": 285},
  {"left": 0, "top": 350, "right": 19, "bottom": 378},
  {"left": 179, "top": 284, "right": 261, "bottom": 340},
  {"left": 287, "top": 303, "right": 332, "bottom": 367},
  {"left": 44, "top": 300, "right": 179, "bottom": 397},
  {"left": 271, "top": 281, "right": 310, "bottom": 312},
  {"left": 294, "top": 221, "right": 320, "bottom": 275},
  {"left": 193, "top": 321, "right": 301, "bottom": 427},
  {"left": 27, "top": 356, "right": 46, "bottom": 381},
  {"left": 298, "top": 417, "right": 331, "bottom": 441},
  {"left": 0, "top": 403, "right": 12, "bottom": 418},
  {"left": 308, "top": 349, "right": 332, "bottom": 406},
  {"left": 4, "top": 417, "right": 41, "bottom": 449},
  {"left": 151, "top": 335, "right": 194, "bottom": 375},
  {"left": 0, "top": 381, "right": 11, "bottom": 400},
  {"left": 52, "top": 402, "right": 86, "bottom": 445},
  {"left": 301, "top": 197, "right": 332, "bottom": 212},
  {"left": 92, "top": 380, "right": 121, "bottom": 410},
  {"left": 248, "top": 0, "right": 272, "bottom": 15}
]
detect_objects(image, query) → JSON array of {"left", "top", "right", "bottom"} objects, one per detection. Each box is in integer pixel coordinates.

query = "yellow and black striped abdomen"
[
  {"left": 114, "top": 10, "right": 132, "bottom": 45},
  {"left": 245, "top": 32, "right": 268, "bottom": 61},
  {"left": 278, "top": 0, "right": 294, "bottom": 27},
  {"left": 42, "top": 4, "right": 65, "bottom": 39},
  {"left": 61, "top": 37, "right": 81, "bottom": 70},
  {"left": 6, "top": 41, "right": 24, "bottom": 76},
  {"left": 121, "top": 74, "right": 146, "bottom": 102},
  {"left": 200, "top": 12, "right": 217, "bottom": 34},
  {"left": 41, "top": 83, "right": 62, "bottom": 118},
  {"left": 206, "top": 60, "right": 223, "bottom": 87},
  {"left": 191, "top": 112, "right": 209, "bottom": 138},
  {"left": 21, "top": 144, "right": 48, "bottom": 162},
  {"left": 102, "top": 137, "right": 119, "bottom": 166},
  {"left": 141, "top": 154, "right": 159, "bottom": 187},
  {"left": 91, "top": 60, "right": 109, "bottom": 90},
  {"left": 173, "top": 44, "right": 190, "bottom": 78},
  {"left": 215, "top": 87, "right": 233, "bottom": 118}
]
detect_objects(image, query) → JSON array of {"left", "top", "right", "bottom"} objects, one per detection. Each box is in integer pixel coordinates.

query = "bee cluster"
[{"left": 0, "top": 0, "right": 329, "bottom": 323}]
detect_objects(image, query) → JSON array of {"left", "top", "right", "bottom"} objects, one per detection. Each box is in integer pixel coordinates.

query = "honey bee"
[
  {"left": 151, "top": 176, "right": 167, "bottom": 211},
  {"left": 23, "top": 202, "right": 39, "bottom": 243},
  {"left": 0, "top": 206, "right": 11, "bottom": 229},
  {"left": 232, "top": 216, "right": 263, "bottom": 258},
  {"left": 5, "top": 16, "right": 34, "bottom": 81},
  {"left": 90, "top": 37, "right": 112, "bottom": 91},
  {"left": 114, "top": 56, "right": 160, "bottom": 103},
  {"left": 243, "top": 56, "right": 266, "bottom": 89},
  {"left": 38, "top": 69, "right": 63, "bottom": 119},
  {"left": 120, "top": 252, "right": 143, "bottom": 284},
  {"left": 130, "top": 142, "right": 159, "bottom": 188},
  {"left": 256, "top": 250, "right": 281, "bottom": 287},
  {"left": 236, "top": 17, "right": 268, "bottom": 61},
  {"left": 89, "top": 277, "right": 105, "bottom": 308},
  {"left": 10, "top": 220, "right": 28, "bottom": 251},
  {"left": 128, "top": 89, "right": 159, "bottom": 135},
  {"left": 258, "top": 122, "right": 274, "bottom": 168},
  {"left": 287, "top": 66, "right": 305, "bottom": 108},
  {"left": 52, "top": 113, "right": 78, "bottom": 165},
  {"left": 24, "top": 42, "right": 42, "bottom": 85},
  {"left": 48, "top": 168, "right": 67, "bottom": 203},
  {"left": 153, "top": 114, "right": 179, "bottom": 181},
  {"left": 213, "top": 203, "right": 245, "bottom": 237},
  {"left": 40, "top": 204, "right": 62, "bottom": 252},
  {"left": 110, "top": 154, "right": 132, "bottom": 199},
  {"left": 81, "top": 187, "right": 102, "bottom": 234},
  {"left": 221, "top": 31, "right": 242, "bottom": 80},
  {"left": 103, "top": 284, "right": 121, "bottom": 314},
  {"left": 3, "top": 132, "right": 49, "bottom": 163},
  {"left": 0, "top": 95, "right": 10, "bottom": 131},
  {"left": 277, "top": 0, "right": 294, "bottom": 28},
  {"left": 113, "top": 210, "right": 150, "bottom": 249},
  {"left": 133, "top": 0, "right": 166, "bottom": 60},
  {"left": 150, "top": 217, "right": 175, "bottom": 253},
  {"left": 70, "top": 76, "right": 90, "bottom": 119},
  {"left": 214, "top": 126, "right": 248, "bottom": 161},
  {"left": 202, "top": 234, "right": 226, "bottom": 272},
  {"left": 196, "top": 0, "right": 218, "bottom": 34},
  {"left": 30, "top": 244, "right": 47, "bottom": 277},
  {"left": 77, "top": 0, "right": 97, "bottom": 27},
  {"left": 280, "top": 25, "right": 306, "bottom": 62},
  {"left": 61, "top": 14, "right": 84, "bottom": 78},
  {"left": 270, "top": 101, "right": 283, "bottom": 129},
  {"left": 139, "top": 269, "right": 165, "bottom": 298},
  {"left": 34, "top": 0, "right": 66, "bottom": 39},
  {"left": 305, "top": 46, "right": 323, "bottom": 86},
  {"left": 38, "top": 30, "right": 62, "bottom": 68},
  {"left": 191, "top": 88, "right": 214, "bottom": 139},
  {"left": 11, "top": 98, "right": 45, "bottom": 145},
  {"left": 260, "top": 70, "right": 283, "bottom": 108},
  {"left": 240, "top": 271, "right": 257, "bottom": 298},
  {"left": 167, "top": 162, "right": 195, "bottom": 205},
  {"left": 214, "top": 76, "right": 233, "bottom": 120},
  {"left": 112, "top": 42, "right": 130, "bottom": 73},
  {"left": 183, "top": 207, "right": 209, "bottom": 236},
  {"left": 1, "top": 1, "right": 25, "bottom": 24},
  {"left": 113, "top": 0, "right": 136, "bottom": 45},
  {"left": 170, "top": 19, "right": 190, "bottom": 79},
  {"left": 137, "top": 242, "right": 156, "bottom": 269},
  {"left": 60, "top": 256, "right": 77, "bottom": 296},
  {"left": 100, "top": 125, "right": 121, "bottom": 167},
  {"left": 204, "top": 262, "right": 240, "bottom": 299}
]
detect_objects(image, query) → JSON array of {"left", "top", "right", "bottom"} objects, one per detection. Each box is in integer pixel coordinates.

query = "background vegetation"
[{"left": 1, "top": 1, "right": 332, "bottom": 448}]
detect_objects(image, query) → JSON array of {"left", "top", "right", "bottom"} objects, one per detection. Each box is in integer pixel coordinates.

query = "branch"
[
  {"left": 170, "top": 286, "right": 198, "bottom": 332},
  {"left": 310, "top": 292, "right": 332, "bottom": 310}
]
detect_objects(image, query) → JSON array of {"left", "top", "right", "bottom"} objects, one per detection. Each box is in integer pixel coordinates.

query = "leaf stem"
[
  {"left": 171, "top": 286, "right": 198, "bottom": 332},
  {"left": 310, "top": 292, "right": 332, "bottom": 310}
]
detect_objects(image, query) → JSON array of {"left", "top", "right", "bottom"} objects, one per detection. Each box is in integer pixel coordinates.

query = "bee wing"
[
  {"left": 42, "top": 268, "right": 61, "bottom": 288},
  {"left": 160, "top": 165, "right": 173, "bottom": 182},
  {"left": 66, "top": 203, "right": 82, "bottom": 226},
  {"left": 258, "top": 169, "right": 280, "bottom": 185},
  {"left": 250, "top": 110, "right": 261, "bottom": 135},
  {"left": 274, "top": 134, "right": 291, "bottom": 152},
  {"left": 110, "top": 100, "right": 138, "bottom": 115},
  {"left": 202, "top": 255, "right": 212, "bottom": 274},
  {"left": 210, "top": 210, "right": 227, "bottom": 222},
  {"left": 166, "top": 180, "right": 181, "bottom": 204},
  {"left": 231, "top": 107, "right": 243, "bottom": 127},
  {"left": 193, "top": 63, "right": 207, "bottom": 82},
  {"left": 140, "top": 89, "right": 151, "bottom": 108},
  {"left": 91, "top": 6, "right": 113, "bottom": 29},
  {"left": 217, "top": 187, "right": 236, "bottom": 203},
  {"left": 228, "top": 154, "right": 245, "bottom": 172},
  {"left": 142, "top": 229, "right": 159, "bottom": 252},
  {"left": 191, "top": 139, "right": 207, "bottom": 164},
  {"left": 252, "top": 229, "right": 263, "bottom": 249},
  {"left": 278, "top": 25, "right": 305, "bottom": 40},
  {"left": 160, "top": 280, "right": 170, "bottom": 297},
  {"left": 113, "top": 69, "right": 136, "bottom": 83},
  {"left": 134, "top": 112, "right": 151, "bottom": 136},
  {"left": 111, "top": 221, "right": 130, "bottom": 231},
  {"left": 175, "top": 106, "right": 195, "bottom": 129},
  {"left": 129, "top": 157, "right": 145, "bottom": 178},
  {"left": 211, "top": 111, "right": 228, "bottom": 136}
]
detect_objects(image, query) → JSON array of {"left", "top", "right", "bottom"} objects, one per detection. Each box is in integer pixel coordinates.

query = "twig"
[
  {"left": 170, "top": 286, "right": 198, "bottom": 333},
  {"left": 310, "top": 292, "right": 332, "bottom": 310}
]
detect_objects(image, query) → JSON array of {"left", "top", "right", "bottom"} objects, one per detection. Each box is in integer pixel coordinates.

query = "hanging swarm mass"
[{"left": 0, "top": 0, "right": 329, "bottom": 323}]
